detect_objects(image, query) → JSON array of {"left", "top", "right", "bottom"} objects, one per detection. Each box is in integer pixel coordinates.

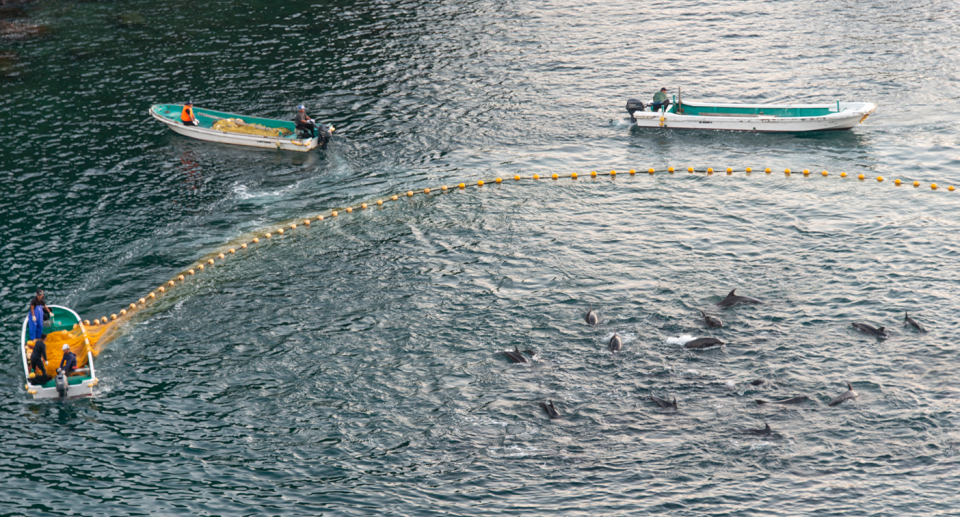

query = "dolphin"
[
  {"left": 750, "top": 379, "right": 768, "bottom": 386},
  {"left": 684, "top": 337, "right": 724, "bottom": 349},
  {"left": 540, "top": 400, "right": 562, "bottom": 419},
  {"left": 716, "top": 289, "right": 763, "bottom": 308},
  {"left": 503, "top": 347, "right": 536, "bottom": 364},
  {"left": 585, "top": 308, "right": 599, "bottom": 326},
  {"left": 851, "top": 322, "right": 888, "bottom": 338},
  {"left": 608, "top": 334, "right": 623, "bottom": 353},
  {"left": 904, "top": 312, "right": 926, "bottom": 332},
  {"left": 756, "top": 396, "right": 809, "bottom": 405},
  {"left": 650, "top": 395, "right": 678, "bottom": 409},
  {"left": 828, "top": 382, "right": 858, "bottom": 406},
  {"left": 741, "top": 423, "right": 773, "bottom": 436},
  {"left": 700, "top": 310, "right": 723, "bottom": 328}
]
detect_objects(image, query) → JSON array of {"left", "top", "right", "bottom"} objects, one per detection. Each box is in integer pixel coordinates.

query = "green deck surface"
[
  {"left": 677, "top": 105, "right": 833, "bottom": 117},
  {"left": 153, "top": 104, "right": 298, "bottom": 138}
]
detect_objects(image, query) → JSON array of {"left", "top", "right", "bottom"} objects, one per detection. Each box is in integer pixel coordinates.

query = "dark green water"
[{"left": 2, "top": 0, "right": 960, "bottom": 515}]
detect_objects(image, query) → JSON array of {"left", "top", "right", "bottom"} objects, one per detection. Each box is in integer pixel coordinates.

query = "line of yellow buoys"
[{"left": 85, "top": 166, "right": 955, "bottom": 338}]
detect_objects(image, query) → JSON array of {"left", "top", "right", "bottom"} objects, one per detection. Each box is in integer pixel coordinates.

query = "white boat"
[
  {"left": 150, "top": 104, "right": 334, "bottom": 152},
  {"left": 626, "top": 98, "right": 876, "bottom": 132},
  {"left": 21, "top": 305, "right": 98, "bottom": 400}
]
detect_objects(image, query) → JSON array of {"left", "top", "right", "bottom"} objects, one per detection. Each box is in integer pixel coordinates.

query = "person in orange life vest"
[{"left": 181, "top": 101, "right": 198, "bottom": 126}]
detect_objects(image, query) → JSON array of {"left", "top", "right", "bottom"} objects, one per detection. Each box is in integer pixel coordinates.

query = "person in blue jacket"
[{"left": 28, "top": 298, "right": 45, "bottom": 341}]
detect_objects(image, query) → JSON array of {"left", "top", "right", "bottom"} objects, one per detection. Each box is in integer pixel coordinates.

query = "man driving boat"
[{"left": 650, "top": 87, "right": 671, "bottom": 112}]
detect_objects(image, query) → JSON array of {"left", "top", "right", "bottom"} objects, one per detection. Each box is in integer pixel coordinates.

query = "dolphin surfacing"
[
  {"left": 503, "top": 347, "right": 536, "bottom": 364},
  {"left": 585, "top": 309, "right": 599, "bottom": 326},
  {"left": 684, "top": 337, "right": 724, "bottom": 349},
  {"left": 716, "top": 289, "right": 763, "bottom": 308},
  {"left": 829, "top": 382, "right": 858, "bottom": 406},
  {"left": 650, "top": 395, "right": 678, "bottom": 409},
  {"left": 756, "top": 396, "right": 809, "bottom": 405},
  {"left": 540, "top": 400, "right": 562, "bottom": 419},
  {"left": 904, "top": 312, "right": 926, "bottom": 332},
  {"left": 608, "top": 334, "right": 623, "bottom": 353},
  {"left": 741, "top": 423, "right": 773, "bottom": 436},
  {"left": 852, "top": 322, "right": 888, "bottom": 338},
  {"left": 700, "top": 310, "right": 723, "bottom": 328}
]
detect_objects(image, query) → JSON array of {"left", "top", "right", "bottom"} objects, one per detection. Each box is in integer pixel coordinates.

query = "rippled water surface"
[{"left": 2, "top": 0, "right": 960, "bottom": 515}]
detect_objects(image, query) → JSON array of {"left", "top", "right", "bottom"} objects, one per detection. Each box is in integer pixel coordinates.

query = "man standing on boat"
[
  {"left": 180, "top": 101, "right": 198, "bottom": 126},
  {"left": 650, "top": 87, "right": 670, "bottom": 112},
  {"left": 30, "top": 333, "right": 48, "bottom": 375}
]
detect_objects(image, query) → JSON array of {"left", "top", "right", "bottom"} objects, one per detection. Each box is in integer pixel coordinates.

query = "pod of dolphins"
[{"left": 501, "top": 288, "right": 928, "bottom": 431}]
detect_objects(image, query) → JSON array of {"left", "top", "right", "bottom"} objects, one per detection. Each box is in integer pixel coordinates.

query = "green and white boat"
[
  {"left": 150, "top": 104, "right": 334, "bottom": 152},
  {"left": 626, "top": 97, "right": 876, "bottom": 132},
  {"left": 21, "top": 305, "right": 98, "bottom": 400}
]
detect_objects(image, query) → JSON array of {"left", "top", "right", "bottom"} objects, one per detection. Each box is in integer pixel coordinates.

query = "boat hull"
[
  {"left": 150, "top": 105, "right": 323, "bottom": 152},
  {"left": 631, "top": 101, "right": 876, "bottom": 132},
  {"left": 21, "top": 306, "right": 97, "bottom": 400}
]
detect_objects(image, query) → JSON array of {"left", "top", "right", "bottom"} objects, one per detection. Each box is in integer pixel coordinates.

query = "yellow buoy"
[
  {"left": 591, "top": 171, "right": 597, "bottom": 177},
  {"left": 111, "top": 314, "right": 117, "bottom": 320},
  {"left": 290, "top": 224, "right": 297, "bottom": 230},
  {"left": 785, "top": 168, "right": 791, "bottom": 175},
  {"left": 877, "top": 176, "right": 883, "bottom": 182},
  {"left": 130, "top": 303, "right": 137, "bottom": 309},
  {"left": 648, "top": 168, "right": 655, "bottom": 174},
  {"left": 668, "top": 167, "right": 675, "bottom": 173},
  {"left": 552, "top": 174, "right": 558, "bottom": 180},
  {"left": 345, "top": 207, "right": 352, "bottom": 213},
  {"left": 840, "top": 172, "right": 847, "bottom": 178},
  {"left": 441, "top": 185, "right": 448, "bottom": 191},
  {"left": 120, "top": 309, "right": 126, "bottom": 316},
  {"left": 277, "top": 228, "right": 284, "bottom": 234},
  {"left": 408, "top": 190, "right": 414, "bottom": 196},
  {"left": 707, "top": 168, "right": 713, "bottom": 174},
  {"left": 765, "top": 168, "right": 771, "bottom": 174},
  {"left": 459, "top": 183, "right": 466, "bottom": 189},
  {"left": 822, "top": 171, "right": 828, "bottom": 177},
  {"left": 571, "top": 172, "right": 577, "bottom": 179},
  {"left": 315, "top": 217, "right": 322, "bottom": 222},
  {"left": 858, "top": 174, "right": 865, "bottom": 180},
  {"left": 495, "top": 177, "right": 502, "bottom": 183},
  {"left": 726, "top": 167, "right": 732, "bottom": 173},
  {"left": 265, "top": 233, "right": 272, "bottom": 238},
  {"left": 533, "top": 174, "right": 540, "bottom": 180},
  {"left": 158, "top": 286, "right": 165, "bottom": 293},
  {"left": 392, "top": 195, "right": 398, "bottom": 201},
  {"left": 84, "top": 319, "right": 91, "bottom": 325},
  {"left": 803, "top": 169, "right": 810, "bottom": 175},
  {"left": 148, "top": 292, "right": 155, "bottom": 299},
  {"left": 188, "top": 268, "right": 195, "bottom": 275},
  {"left": 198, "top": 264, "right": 204, "bottom": 270},
  {"left": 93, "top": 319, "right": 100, "bottom": 325},
  {"left": 610, "top": 170, "right": 617, "bottom": 176},
  {"left": 746, "top": 167, "right": 752, "bottom": 173},
  {"left": 913, "top": 181, "right": 920, "bottom": 187},
  {"left": 630, "top": 169, "right": 636, "bottom": 174},
  {"left": 331, "top": 211, "right": 338, "bottom": 217},
  {"left": 422, "top": 189, "right": 430, "bottom": 195},
  {"left": 208, "top": 258, "right": 215, "bottom": 265},
  {"left": 895, "top": 179, "right": 901, "bottom": 185},
  {"left": 218, "top": 253, "right": 225, "bottom": 259},
  {"left": 687, "top": 167, "right": 694, "bottom": 173},
  {"left": 949, "top": 186, "right": 955, "bottom": 191},
  {"left": 477, "top": 180, "right": 484, "bottom": 186},
  {"left": 229, "top": 248, "right": 235, "bottom": 254},
  {"left": 515, "top": 175, "right": 521, "bottom": 180},
  {"left": 168, "top": 280, "right": 175, "bottom": 286},
  {"left": 931, "top": 183, "right": 938, "bottom": 190},
  {"left": 304, "top": 220, "right": 311, "bottom": 225},
  {"left": 179, "top": 275, "right": 185, "bottom": 281},
  {"left": 376, "top": 200, "right": 383, "bottom": 205}
]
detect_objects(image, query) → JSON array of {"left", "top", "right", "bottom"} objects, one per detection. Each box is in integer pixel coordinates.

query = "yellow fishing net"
[
  {"left": 25, "top": 321, "right": 118, "bottom": 377},
  {"left": 212, "top": 118, "right": 292, "bottom": 137}
]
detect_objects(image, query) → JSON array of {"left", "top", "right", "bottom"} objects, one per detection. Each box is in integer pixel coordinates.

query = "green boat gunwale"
[{"left": 151, "top": 104, "right": 300, "bottom": 138}]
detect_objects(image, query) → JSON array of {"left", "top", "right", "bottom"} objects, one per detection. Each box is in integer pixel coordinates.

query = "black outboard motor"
[
  {"left": 55, "top": 367, "right": 68, "bottom": 400},
  {"left": 626, "top": 98, "right": 646, "bottom": 120},
  {"left": 317, "top": 124, "right": 332, "bottom": 150}
]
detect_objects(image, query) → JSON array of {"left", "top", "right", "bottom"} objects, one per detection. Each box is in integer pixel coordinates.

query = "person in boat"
[
  {"left": 294, "top": 104, "right": 318, "bottom": 138},
  {"left": 180, "top": 101, "right": 199, "bottom": 126},
  {"left": 30, "top": 289, "right": 53, "bottom": 319},
  {"left": 27, "top": 296, "right": 46, "bottom": 341},
  {"left": 30, "top": 333, "right": 48, "bottom": 376},
  {"left": 59, "top": 344, "right": 77, "bottom": 374},
  {"left": 650, "top": 87, "right": 671, "bottom": 112}
]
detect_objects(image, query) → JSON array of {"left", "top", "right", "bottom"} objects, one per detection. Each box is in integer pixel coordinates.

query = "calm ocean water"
[{"left": 2, "top": 0, "right": 960, "bottom": 515}]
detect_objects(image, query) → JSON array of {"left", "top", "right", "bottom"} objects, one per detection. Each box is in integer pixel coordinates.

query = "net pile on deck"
[
  {"left": 212, "top": 118, "right": 292, "bottom": 137},
  {"left": 24, "top": 321, "right": 118, "bottom": 378}
]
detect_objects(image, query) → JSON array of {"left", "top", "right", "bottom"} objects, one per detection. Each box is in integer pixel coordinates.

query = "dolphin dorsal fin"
[
  {"left": 672, "top": 398, "right": 677, "bottom": 407},
  {"left": 515, "top": 346, "right": 520, "bottom": 353},
  {"left": 878, "top": 326, "right": 885, "bottom": 333},
  {"left": 847, "top": 382, "right": 853, "bottom": 390},
  {"left": 765, "top": 423, "right": 771, "bottom": 431},
  {"left": 726, "top": 289, "right": 737, "bottom": 298},
  {"left": 905, "top": 312, "right": 909, "bottom": 320}
]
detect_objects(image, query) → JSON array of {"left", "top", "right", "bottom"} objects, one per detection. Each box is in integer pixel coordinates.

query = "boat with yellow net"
[
  {"left": 150, "top": 104, "right": 334, "bottom": 152},
  {"left": 20, "top": 306, "right": 115, "bottom": 400}
]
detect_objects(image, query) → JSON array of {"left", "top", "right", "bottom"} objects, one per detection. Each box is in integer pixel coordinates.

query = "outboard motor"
[
  {"left": 626, "top": 98, "right": 646, "bottom": 120},
  {"left": 55, "top": 368, "right": 68, "bottom": 400},
  {"left": 317, "top": 124, "right": 332, "bottom": 149}
]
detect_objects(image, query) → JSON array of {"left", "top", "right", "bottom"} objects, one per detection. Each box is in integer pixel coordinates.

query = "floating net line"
[{"left": 78, "top": 166, "right": 955, "bottom": 351}]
